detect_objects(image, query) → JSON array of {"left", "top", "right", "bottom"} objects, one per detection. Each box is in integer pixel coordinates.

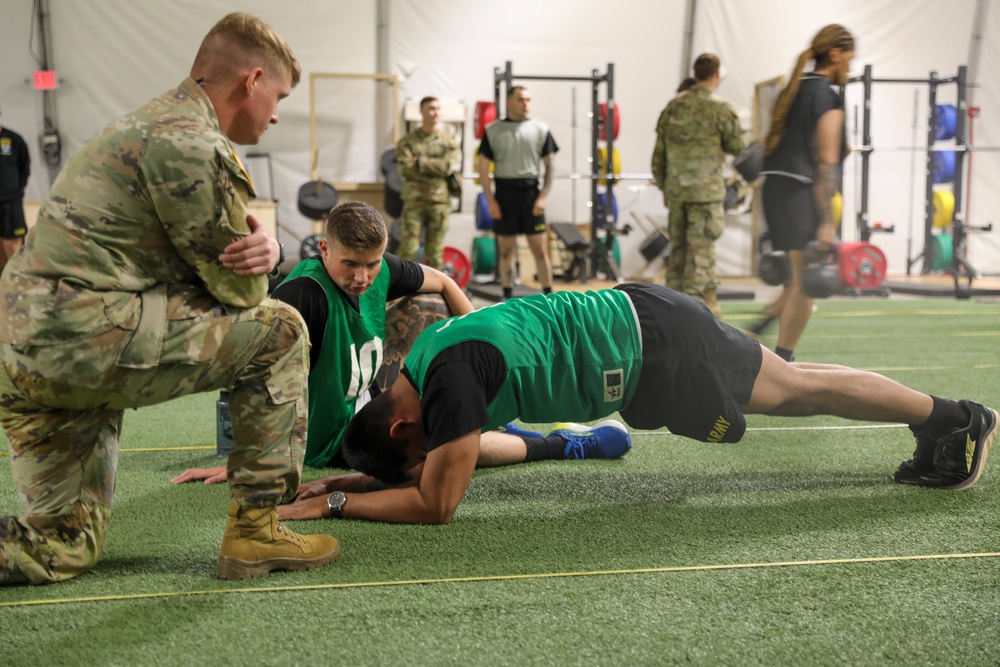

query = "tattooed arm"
[
  {"left": 376, "top": 292, "right": 453, "bottom": 392},
  {"left": 813, "top": 108, "right": 845, "bottom": 246}
]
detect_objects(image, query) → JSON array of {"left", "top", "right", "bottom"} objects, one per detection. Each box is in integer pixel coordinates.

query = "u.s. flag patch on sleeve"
[{"left": 603, "top": 369, "right": 623, "bottom": 402}]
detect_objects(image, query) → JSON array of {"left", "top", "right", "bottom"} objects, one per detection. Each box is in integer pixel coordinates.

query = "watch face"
[{"left": 328, "top": 492, "right": 347, "bottom": 516}]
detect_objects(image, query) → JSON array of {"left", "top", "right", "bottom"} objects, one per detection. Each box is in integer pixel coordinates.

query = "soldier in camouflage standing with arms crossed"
[
  {"left": 0, "top": 12, "right": 341, "bottom": 584},
  {"left": 396, "top": 96, "right": 460, "bottom": 269},
  {"left": 652, "top": 53, "right": 744, "bottom": 317}
]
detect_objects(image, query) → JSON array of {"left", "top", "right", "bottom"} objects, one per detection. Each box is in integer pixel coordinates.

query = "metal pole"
[
  {"left": 922, "top": 72, "right": 939, "bottom": 275},
  {"left": 904, "top": 89, "right": 920, "bottom": 273},
  {"left": 680, "top": 0, "right": 697, "bottom": 84},
  {"left": 859, "top": 64, "right": 872, "bottom": 243},
  {"left": 589, "top": 69, "right": 600, "bottom": 279},
  {"left": 951, "top": 65, "right": 969, "bottom": 273},
  {"left": 571, "top": 87, "right": 577, "bottom": 224},
  {"left": 605, "top": 62, "right": 618, "bottom": 281},
  {"left": 966, "top": 0, "right": 988, "bottom": 108}
]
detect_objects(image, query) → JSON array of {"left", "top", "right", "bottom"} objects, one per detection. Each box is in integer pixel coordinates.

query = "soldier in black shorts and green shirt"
[
  {"left": 477, "top": 86, "right": 558, "bottom": 300},
  {"left": 281, "top": 283, "right": 997, "bottom": 525}
]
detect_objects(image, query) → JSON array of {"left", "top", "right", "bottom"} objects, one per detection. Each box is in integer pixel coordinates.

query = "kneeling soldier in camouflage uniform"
[{"left": 0, "top": 12, "right": 340, "bottom": 584}]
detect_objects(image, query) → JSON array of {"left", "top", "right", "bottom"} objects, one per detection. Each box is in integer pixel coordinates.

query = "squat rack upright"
[
  {"left": 850, "top": 64, "right": 990, "bottom": 291},
  {"left": 493, "top": 61, "right": 619, "bottom": 281}
]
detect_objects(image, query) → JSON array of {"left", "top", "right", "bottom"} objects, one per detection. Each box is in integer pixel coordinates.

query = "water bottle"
[{"left": 216, "top": 390, "right": 235, "bottom": 457}]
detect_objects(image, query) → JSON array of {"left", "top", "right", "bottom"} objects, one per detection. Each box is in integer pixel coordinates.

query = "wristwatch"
[
  {"left": 268, "top": 242, "right": 285, "bottom": 278},
  {"left": 327, "top": 491, "right": 347, "bottom": 519}
]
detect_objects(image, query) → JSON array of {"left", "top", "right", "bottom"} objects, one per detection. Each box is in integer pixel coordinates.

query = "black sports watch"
[
  {"left": 268, "top": 242, "right": 285, "bottom": 278},
  {"left": 327, "top": 491, "right": 347, "bottom": 519}
]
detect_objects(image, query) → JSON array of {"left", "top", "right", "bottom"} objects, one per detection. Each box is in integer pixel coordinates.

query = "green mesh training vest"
[{"left": 282, "top": 257, "right": 390, "bottom": 466}]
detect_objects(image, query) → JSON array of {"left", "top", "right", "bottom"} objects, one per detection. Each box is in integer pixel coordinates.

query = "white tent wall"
[
  {"left": 1, "top": 0, "right": 378, "bottom": 248},
  {"left": 1, "top": 0, "right": 995, "bottom": 278},
  {"left": 969, "top": 1, "right": 1000, "bottom": 275}
]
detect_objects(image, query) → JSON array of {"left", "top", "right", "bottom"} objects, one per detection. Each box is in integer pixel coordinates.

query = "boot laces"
[{"left": 276, "top": 522, "right": 309, "bottom": 546}]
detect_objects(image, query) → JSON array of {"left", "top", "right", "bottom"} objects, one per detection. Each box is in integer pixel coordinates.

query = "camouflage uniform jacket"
[
  {"left": 396, "top": 127, "right": 459, "bottom": 205},
  {"left": 0, "top": 77, "right": 266, "bottom": 347},
  {"left": 651, "top": 86, "right": 744, "bottom": 203}
]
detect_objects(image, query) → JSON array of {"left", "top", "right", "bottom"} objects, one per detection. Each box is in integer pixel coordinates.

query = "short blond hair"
[{"left": 194, "top": 12, "right": 301, "bottom": 87}]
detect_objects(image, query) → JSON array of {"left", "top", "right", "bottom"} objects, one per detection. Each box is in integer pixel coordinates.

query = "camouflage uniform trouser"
[
  {"left": 396, "top": 200, "right": 451, "bottom": 269},
  {"left": 665, "top": 200, "right": 725, "bottom": 302},
  {"left": 0, "top": 286, "right": 309, "bottom": 584}
]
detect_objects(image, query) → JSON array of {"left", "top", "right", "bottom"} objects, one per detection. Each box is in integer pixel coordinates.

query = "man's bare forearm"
[{"left": 540, "top": 160, "right": 555, "bottom": 197}]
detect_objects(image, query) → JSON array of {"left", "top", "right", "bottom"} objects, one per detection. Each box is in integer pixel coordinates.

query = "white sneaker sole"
[{"left": 550, "top": 419, "right": 628, "bottom": 435}]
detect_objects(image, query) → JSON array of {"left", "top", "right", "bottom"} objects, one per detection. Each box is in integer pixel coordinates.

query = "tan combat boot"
[
  {"left": 217, "top": 502, "right": 341, "bottom": 580},
  {"left": 703, "top": 288, "right": 722, "bottom": 318}
]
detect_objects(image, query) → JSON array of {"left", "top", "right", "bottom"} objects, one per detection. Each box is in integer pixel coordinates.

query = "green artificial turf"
[{"left": 1, "top": 297, "right": 998, "bottom": 666}]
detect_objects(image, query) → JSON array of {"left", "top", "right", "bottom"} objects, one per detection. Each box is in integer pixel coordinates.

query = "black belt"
[{"left": 494, "top": 178, "right": 539, "bottom": 190}]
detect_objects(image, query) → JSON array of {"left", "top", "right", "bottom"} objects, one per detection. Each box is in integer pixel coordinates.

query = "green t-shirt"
[{"left": 405, "top": 289, "right": 643, "bottom": 431}]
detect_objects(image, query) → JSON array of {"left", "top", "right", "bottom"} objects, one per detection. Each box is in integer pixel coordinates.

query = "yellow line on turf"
[
  {"left": 862, "top": 363, "right": 1000, "bottom": 372},
  {"left": 120, "top": 446, "right": 214, "bottom": 453},
  {"left": 2, "top": 552, "right": 997, "bottom": 608},
  {"left": 801, "top": 331, "right": 1000, "bottom": 339},
  {"left": 728, "top": 309, "right": 1000, "bottom": 321},
  {"left": 0, "top": 445, "right": 214, "bottom": 458}
]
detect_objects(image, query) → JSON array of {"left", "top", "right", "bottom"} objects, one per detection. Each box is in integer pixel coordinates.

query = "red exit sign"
[{"left": 34, "top": 71, "right": 57, "bottom": 90}]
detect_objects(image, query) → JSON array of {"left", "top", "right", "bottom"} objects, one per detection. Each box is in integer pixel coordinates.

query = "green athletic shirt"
[
  {"left": 404, "top": 289, "right": 643, "bottom": 440},
  {"left": 283, "top": 257, "right": 391, "bottom": 466}
]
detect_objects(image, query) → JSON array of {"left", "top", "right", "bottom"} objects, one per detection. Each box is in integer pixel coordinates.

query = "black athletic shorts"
[
  {"left": 0, "top": 200, "right": 27, "bottom": 239},
  {"left": 761, "top": 174, "right": 818, "bottom": 252},
  {"left": 614, "top": 283, "right": 762, "bottom": 443},
  {"left": 494, "top": 184, "right": 546, "bottom": 236}
]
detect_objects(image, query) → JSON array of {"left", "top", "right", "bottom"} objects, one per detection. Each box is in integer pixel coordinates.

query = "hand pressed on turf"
[
  {"left": 171, "top": 466, "right": 226, "bottom": 485},
  {"left": 277, "top": 495, "right": 329, "bottom": 520}
]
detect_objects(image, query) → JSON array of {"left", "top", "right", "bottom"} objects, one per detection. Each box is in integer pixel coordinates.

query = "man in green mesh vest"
[{"left": 283, "top": 283, "right": 995, "bottom": 525}]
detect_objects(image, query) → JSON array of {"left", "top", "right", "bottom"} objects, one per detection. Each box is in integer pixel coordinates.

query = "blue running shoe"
[
  {"left": 496, "top": 422, "right": 543, "bottom": 439},
  {"left": 548, "top": 419, "right": 632, "bottom": 460}
]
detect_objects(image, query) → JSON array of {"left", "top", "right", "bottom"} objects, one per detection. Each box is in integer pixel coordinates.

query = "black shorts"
[
  {"left": 762, "top": 175, "right": 818, "bottom": 252},
  {"left": 0, "top": 201, "right": 27, "bottom": 239},
  {"left": 614, "top": 283, "right": 762, "bottom": 443},
  {"left": 494, "top": 185, "right": 546, "bottom": 236}
]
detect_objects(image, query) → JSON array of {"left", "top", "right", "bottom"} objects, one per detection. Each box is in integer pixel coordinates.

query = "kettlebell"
[
  {"left": 954, "top": 274, "right": 973, "bottom": 300},
  {"left": 801, "top": 241, "right": 842, "bottom": 299},
  {"left": 759, "top": 251, "right": 790, "bottom": 286},
  {"left": 757, "top": 234, "right": 790, "bottom": 286}
]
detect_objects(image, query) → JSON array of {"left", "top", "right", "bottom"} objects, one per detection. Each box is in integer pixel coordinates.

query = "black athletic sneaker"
[
  {"left": 917, "top": 400, "right": 998, "bottom": 491},
  {"left": 893, "top": 429, "right": 937, "bottom": 484}
]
